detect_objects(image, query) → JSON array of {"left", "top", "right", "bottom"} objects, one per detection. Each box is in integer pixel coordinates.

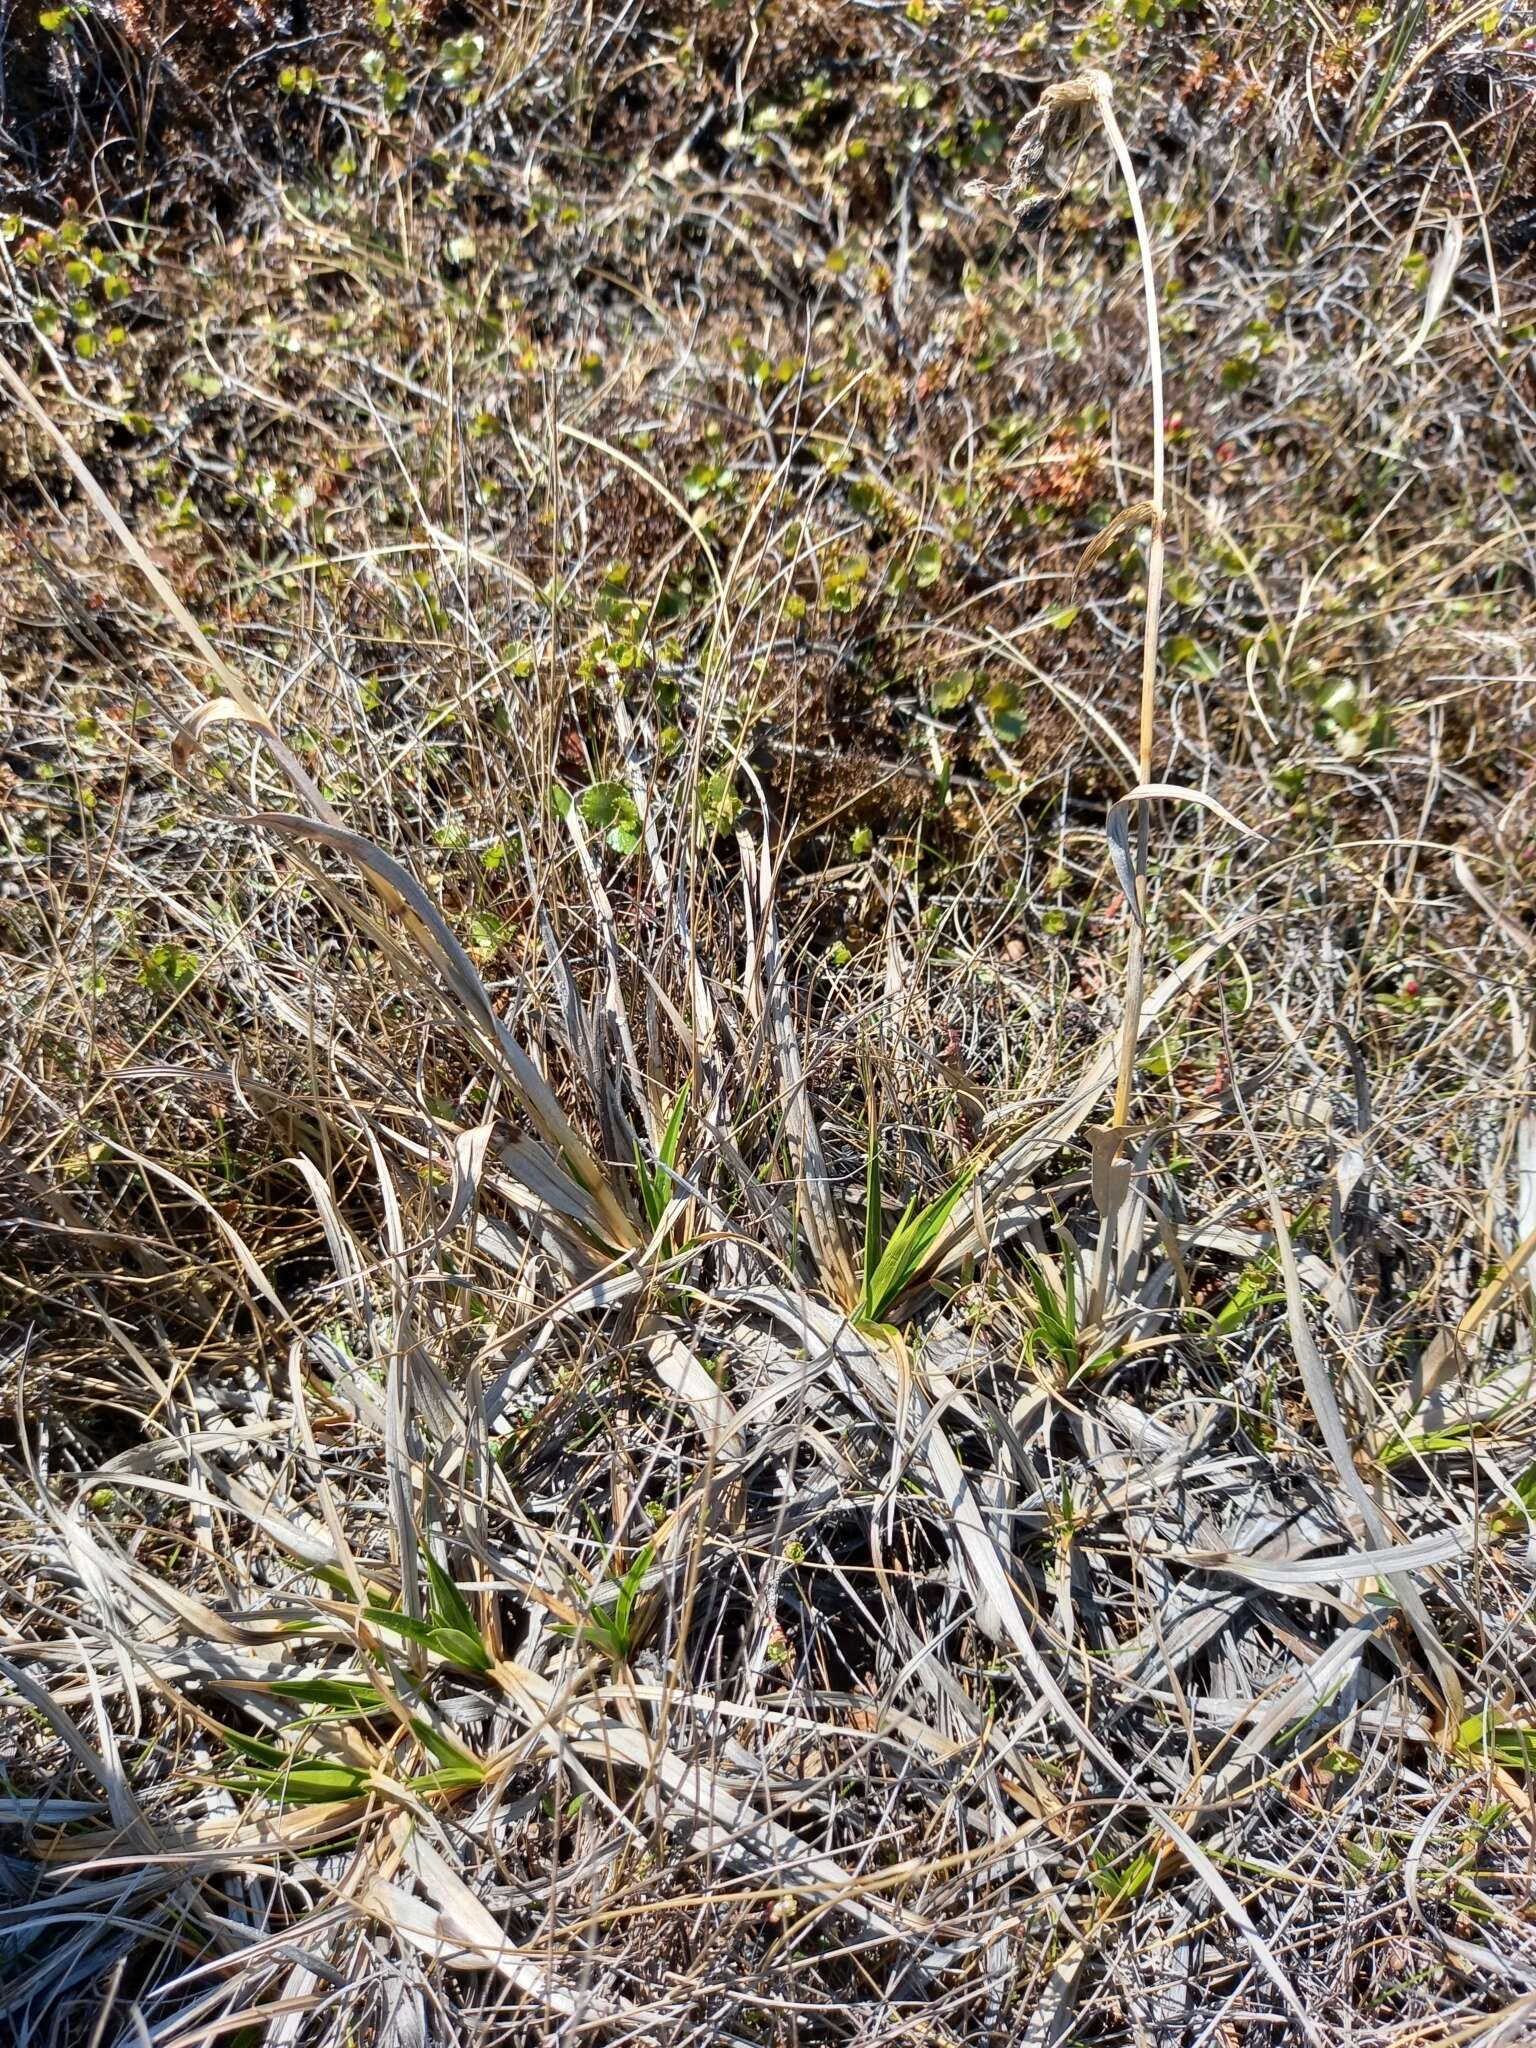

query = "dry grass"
[{"left": 3, "top": 4, "right": 1536, "bottom": 2043}]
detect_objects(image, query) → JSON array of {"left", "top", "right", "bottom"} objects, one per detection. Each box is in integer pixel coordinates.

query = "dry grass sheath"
[{"left": 3, "top": 7, "right": 1536, "bottom": 2047}]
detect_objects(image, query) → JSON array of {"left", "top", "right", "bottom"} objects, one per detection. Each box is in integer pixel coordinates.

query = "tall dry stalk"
[{"left": 1035, "top": 72, "right": 1167, "bottom": 1130}]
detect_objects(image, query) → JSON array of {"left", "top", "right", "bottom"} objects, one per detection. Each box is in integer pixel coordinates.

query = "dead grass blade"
[{"left": 247, "top": 812, "right": 638, "bottom": 1249}]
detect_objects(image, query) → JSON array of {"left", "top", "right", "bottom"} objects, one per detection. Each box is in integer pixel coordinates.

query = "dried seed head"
[
  {"left": 1039, "top": 69, "right": 1115, "bottom": 123},
  {"left": 1077, "top": 500, "right": 1160, "bottom": 580}
]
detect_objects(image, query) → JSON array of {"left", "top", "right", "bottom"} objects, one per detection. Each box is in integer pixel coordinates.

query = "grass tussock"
[{"left": 3, "top": 3, "right": 1536, "bottom": 2043}]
